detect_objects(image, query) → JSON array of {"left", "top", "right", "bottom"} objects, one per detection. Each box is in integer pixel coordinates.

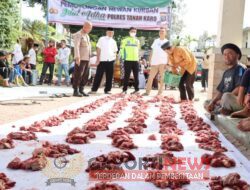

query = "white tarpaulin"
[
  {"left": 0, "top": 96, "right": 250, "bottom": 189},
  {"left": 48, "top": 0, "right": 170, "bottom": 30}
]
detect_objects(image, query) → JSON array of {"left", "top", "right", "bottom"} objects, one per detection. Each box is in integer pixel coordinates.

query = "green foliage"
[
  {"left": 22, "top": 19, "right": 61, "bottom": 43},
  {"left": 0, "top": 0, "right": 21, "bottom": 49},
  {"left": 170, "top": 0, "right": 186, "bottom": 39}
]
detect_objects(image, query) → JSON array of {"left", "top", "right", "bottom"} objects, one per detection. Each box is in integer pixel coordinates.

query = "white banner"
[{"left": 48, "top": 0, "right": 171, "bottom": 30}]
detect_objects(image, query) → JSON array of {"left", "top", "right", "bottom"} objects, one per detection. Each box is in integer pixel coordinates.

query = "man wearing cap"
[
  {"left": 161, "top": 41, "right": 197, "bottom": 101},
  {"left": 204, "top": 43, "right": 246, "bottom": 115},
  {"left": 72, "top": 21, "right": 92, "bottom": 97},
  {"left": 39, "top": 40, "right": 57, "bottom": 85},
  {"left": 120, "top": 27, "right": 140, "bottom": 94},
  {"left": 89, "top": 28, "right": 118, "bottom": 94}
]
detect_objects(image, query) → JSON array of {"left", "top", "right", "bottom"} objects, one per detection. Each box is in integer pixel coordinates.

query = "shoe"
[
  {"left": 131, "top": 90, "right": 139, "bottom": 94},
  {"left": 79, "top": 91, "right": 89, "bottom": 96},
  {"left": 73, "top": 89, "right": 83, "bottom": 97},
  {"left": 121, "top": 90, "right": 127, "bottom": 94},
  {"left": 142, "top": 92, "right": 149, "bottom": 96},
  {"left": 105, "top": 91, "right": 111, "bottom": 94},
  {"left": 219, "top": 107, "right": 232, "bottom": 116},
  {"left": 88, "top": 91, "right": 97, "bottom": 95},
  {"left": 79, "top": 87, "right": 89, "bottom": 97}
]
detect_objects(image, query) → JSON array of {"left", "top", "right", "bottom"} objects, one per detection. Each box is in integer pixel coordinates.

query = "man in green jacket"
[{"left": 120, "top": 27, "right": 140, "bottom": 94}]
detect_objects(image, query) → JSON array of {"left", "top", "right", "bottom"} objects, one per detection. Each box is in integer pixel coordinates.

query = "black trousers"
[
  {"left": 179, "top": 71, "right": 196, "bottom": 100},
  {"left": 123, "top": 61, "right": 139, "bottom": 91},
  {"left": 73, "top": 60, "right": 89, "bottom": 90},
  {"left": 39, "top": 62, "right": 54, "bottom": 84},
  {"left": 92, "top": 61, "right": 114, "bottom": 92},
  {"left": 201, "top": 69, "right": 209, "bottom": 88},
  {"left": 0, "top": 67, "right": 9, "bottom": 79}
]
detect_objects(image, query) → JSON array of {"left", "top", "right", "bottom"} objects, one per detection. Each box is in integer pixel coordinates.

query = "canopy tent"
[
  {"left": 48, "top": 0, "right": 173, "bottom": 30},
  {"left": 64, "top": 0, "right": 172, "bottom": 8}
]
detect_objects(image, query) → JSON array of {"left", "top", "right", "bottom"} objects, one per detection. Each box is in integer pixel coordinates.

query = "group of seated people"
[
  {"left": 0, "top": 50, "right": 34, "bottom": 87},
  {"left": 204, "top": 43, "right": 250, "bottom": 132}
]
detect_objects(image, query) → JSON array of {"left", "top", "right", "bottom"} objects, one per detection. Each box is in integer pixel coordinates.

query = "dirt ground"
[{"left": 0, "top": 96, "right": 86, "bottom": 125}]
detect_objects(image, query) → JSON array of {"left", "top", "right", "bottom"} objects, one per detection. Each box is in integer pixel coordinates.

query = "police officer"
[{"left": 120, "top": 27, "right": 140, "bottom": 94}]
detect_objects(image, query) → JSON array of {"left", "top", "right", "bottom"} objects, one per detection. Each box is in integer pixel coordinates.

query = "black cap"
[
  {"left": 221, "top": 43, "right": 242, "bottom": 60},
  {"left": 161, "top": 41, "right": 171, "bottom": 50},
  {"left": 0, "top": 50, "right": 7, "bottom": 57},
  {"left": 107, "top": 27, "right": 114, "bottom": 31}
]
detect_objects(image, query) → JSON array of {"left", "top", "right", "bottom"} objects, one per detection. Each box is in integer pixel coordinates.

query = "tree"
[
  {"left": 183, "top": 35, "right": 197, "bottom": 49},
  {"left": 0, "top": 0, "right": 21, "bottom": 49},
  {"left": 197, "top": 31, "right": 216, "bottom": 52},
  {"left": 169, "top": 0, "right": 186, "bottom": 39}
]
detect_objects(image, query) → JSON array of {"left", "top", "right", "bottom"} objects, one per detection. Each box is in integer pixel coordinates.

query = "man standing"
[
  {"left": 120, "top": 27, "right": 140, "bottom": 94},
  {"left": 162, "top": 41, "right": 197, "bottom": 101},
  {"left": 57, "top": 40, "right": 70, "bottom": 86},
  {"left": 28, "top": 43, "right": 37, "bottom": 70},
  {"left": 73, "top": 21, "right": 92, "bottom": 97},
  {"left": 143, "top": 27, "right": 168, "bottom": 96},
  {"left": 39, "top": 40, "right": 57, "bottom": 85},
  {"left": 89, "top": 28, "right": 118, "bottom": 94},
  {"left": 12, "top": 39, "right": 24, "bottom": 66}
]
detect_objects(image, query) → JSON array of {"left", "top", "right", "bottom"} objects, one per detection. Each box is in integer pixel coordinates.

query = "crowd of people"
[{"left": 1, "top": 21, "right": 250, "bottom": 130}]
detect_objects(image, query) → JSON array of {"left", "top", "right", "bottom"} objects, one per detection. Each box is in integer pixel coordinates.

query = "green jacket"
[{"left": 120, "top": 36, "right": 140, "bottom": 61}]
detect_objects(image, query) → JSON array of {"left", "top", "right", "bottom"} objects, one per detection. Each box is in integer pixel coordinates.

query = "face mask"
[{"left": 130, "top": 32, "right": 136, "bottom": 37}]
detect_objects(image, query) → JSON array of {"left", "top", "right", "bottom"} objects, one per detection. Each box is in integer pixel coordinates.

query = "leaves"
[{"left": 0, "top": 0, "right": 21, "bottom": 49}]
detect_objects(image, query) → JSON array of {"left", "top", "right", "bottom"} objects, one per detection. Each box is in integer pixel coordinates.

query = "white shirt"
[
  {"left": 97, "top": 36, "right": 118, "bottom": 62},
  {"left": 12, "top": 43, "right": 24, "bottom": 64},
  {"left": 28, "top": 48, "right": 36, "bottom": 65},
  {"left": 150, "top": 38, "right": 168, "bottom": 65},
  {"left": 57, "top": 47, "right": 71, "bottom": 64}
]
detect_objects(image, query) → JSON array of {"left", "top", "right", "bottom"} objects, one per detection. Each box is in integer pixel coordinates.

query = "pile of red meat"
[
  {"left": 66, "top": 127, "right": 96, "bottom": 144},
  {"left": 88, "top": 182, "right": 124, "bottom": 190},
  {"left": 180, "top": 102, "right": 227, "bottom": 152},
  {"left": 0, "top": 173, "right": 16, "bottom": 189},
  {"left": 20, "top": 121, "right": 51, "bottom": 133},
  {"left": 17, "top": 95, "right": 122, "bottom": 134},
  {"left": 84, "top": 100, "right": 128, "bottom": 132},
  {"left": 66, "top": 100, "right": 128, "bottom": 144},
  {"left": 0, "top": 138, "right": 14, "bottom": 149},
  {"left": 77, "top": 94, "right": 122, "bottom": 113},
  {"left": 142, "top": 151, "right": 182, "bottom": 170},
  {"left": 18, "top": 116, "right": 64, "bottom": 133},
  {"left": 34, "top": 141, "right": 80, "bottom": 158},
  {"left": 145, "top": 170, "right": 190, "bottom": 189},
  {"left": 160, "top": 135, "right": 184, "bottom": 151},
  {"left": 201, "top": 152, "right": 236, "bottom": 168},
  {"left": 59, "top": 109, "right": 82, "bottom": 120},
  {"left": 156, "top": 102, "right": 183, "bottom": 135},
  {"left": 209, "top": 173, "right": 250, "bottom": 190},
  {"left": 86, "top": 151, "right": 135, "bottom": 179},
  {"left": 108, "top": 101, "right": 149, "bottom": 149},
  {"left": 7, "top": 131, "right": 37, "bottom": 141},
  {"left": 8, "top": 152, "right": 47, "bottom": 171}
]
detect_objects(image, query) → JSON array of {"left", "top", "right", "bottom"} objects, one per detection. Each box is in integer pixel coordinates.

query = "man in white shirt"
[
  {"left": 89, "top": 27, "right": 118, "bottom": 94},
  {"left": 28, "top": 44, "right": 37, "bottom": 70},
  {"left": 12, "top": 39, "right": 24, "bottom": 65},
  {"left": 57, "top": 40, "right": 71, "bottom": 86},
  {"left": 143, "top": 27, "right": 168, "bottom": 96}
]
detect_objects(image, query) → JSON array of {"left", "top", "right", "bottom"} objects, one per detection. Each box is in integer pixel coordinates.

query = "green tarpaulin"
[{"left": 65, "top": 0, "right": 172, "bottom": 8}]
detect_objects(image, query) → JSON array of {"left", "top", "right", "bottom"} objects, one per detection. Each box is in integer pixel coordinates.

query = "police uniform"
[{"left": 120, "top": 36, "right": 140, "bottom": 92}]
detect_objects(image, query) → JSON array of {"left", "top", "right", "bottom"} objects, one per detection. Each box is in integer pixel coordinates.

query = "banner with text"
[{"left": 48, "top": 0, "right": 171, "bottom": 30}]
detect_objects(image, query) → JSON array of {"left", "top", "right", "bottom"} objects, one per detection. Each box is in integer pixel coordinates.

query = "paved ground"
[{"left": 0, "top": 82, "right": 249, "bottom": 161}]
